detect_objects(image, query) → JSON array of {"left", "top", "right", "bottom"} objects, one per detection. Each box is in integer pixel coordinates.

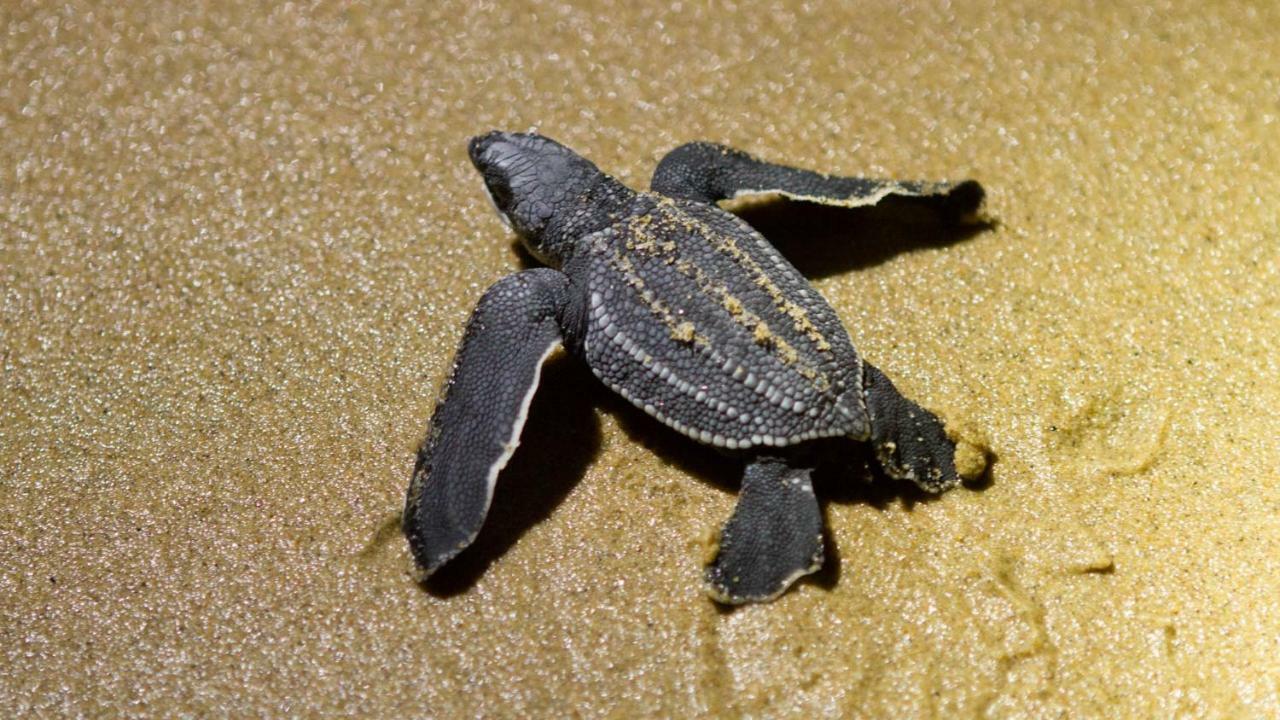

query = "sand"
[{"left": 3, "top": 0, "right": 1279, "bottom": 716}]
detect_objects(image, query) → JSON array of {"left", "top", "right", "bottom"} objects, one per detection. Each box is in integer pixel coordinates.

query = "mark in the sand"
[
  {"left": 694, "top": 601, "right": 735, "bottom": 715},
  {"left": 357, "top": 511, "right": 406, "bottom": 560},
  {"left": 966, "top": 554, "right": 1059, "bottom": 712},
  {"left": 1044, "top": 384, "right": 1170, "bottom": 477}
]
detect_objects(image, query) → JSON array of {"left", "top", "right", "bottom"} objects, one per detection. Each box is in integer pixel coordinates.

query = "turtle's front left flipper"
[
  {"left": 404, "top": 268, "right": 574, "bottom": 577},
  {"left": 651, "top": 141, "right": 983, "bottom": 221},
  {"left": 705, "top": 457, "right": 825, "bottom": 604}
]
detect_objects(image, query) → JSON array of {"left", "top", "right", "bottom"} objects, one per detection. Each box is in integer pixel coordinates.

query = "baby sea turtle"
[{"left": 404, "top": 132, "right": 986, "bottom": 604}]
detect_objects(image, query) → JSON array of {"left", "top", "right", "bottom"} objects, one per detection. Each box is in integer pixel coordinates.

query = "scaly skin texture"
[
  {"left": 567, "top": 195, "right": 870, "bottom": 450},
  {"left": 651, "top": 140, "right": 985, "bottom": 222},
  {"left": 703, "top": 457, "right": 824, "bottom": 604},
  {"left": 406, "top": 131, "right": 984, "bottom": 602},
  {"left": 403, "top": 269, "right": 570, "bottom": 575}
]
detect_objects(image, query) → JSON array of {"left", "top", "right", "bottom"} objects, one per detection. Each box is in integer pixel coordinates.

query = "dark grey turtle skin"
[{"left": 404, "top": 131, "right": 985, "bottom": 604}]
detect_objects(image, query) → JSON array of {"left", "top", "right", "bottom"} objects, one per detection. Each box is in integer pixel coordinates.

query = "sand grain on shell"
[{"left": 3, "top": 0, "right": 1280, "bottom": 717}]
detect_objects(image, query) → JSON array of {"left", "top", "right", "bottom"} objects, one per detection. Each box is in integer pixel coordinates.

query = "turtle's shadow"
[
  {"left": 421, "top": 355, "right": 604, "bottom": 598},
  {"left": 733, "top": 195, "right": 994, "bottom": 279},
  {"left": 602, "top": 397, "right": 971, "bottom": 607},
  {"left": 602, "top": 397, "right": 932, "bottom": 504}
]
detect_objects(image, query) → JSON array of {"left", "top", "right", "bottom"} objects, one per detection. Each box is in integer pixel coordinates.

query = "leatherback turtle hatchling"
[{"left": 404, "top": 131, "right": 986, "bottom": 604}]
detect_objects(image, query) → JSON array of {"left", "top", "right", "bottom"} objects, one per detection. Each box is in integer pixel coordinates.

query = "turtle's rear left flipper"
[
  {"left": 650, "top": 141, "right": 983, "bottom": 222},
  {"left": 705, "top": 457, "right": 825, "bottom": 604},
  {"left": 404, "top": 269, "right": 573, "bottom": 577}
]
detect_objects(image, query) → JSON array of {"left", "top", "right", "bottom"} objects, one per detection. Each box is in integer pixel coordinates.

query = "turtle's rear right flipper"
[
  {"left": 404, "top": 269, "right": 572, "bottom": 577},
  {"left": 862, "top": 362, "right": 960, "bottom": 494},
  {"left": 705, "top": 457, "right": 825, "bottom": 604}
]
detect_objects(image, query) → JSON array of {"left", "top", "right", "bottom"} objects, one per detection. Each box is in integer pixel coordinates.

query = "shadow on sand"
[{"left": 732, "top": 191, "right": 993, "bottom": 279}]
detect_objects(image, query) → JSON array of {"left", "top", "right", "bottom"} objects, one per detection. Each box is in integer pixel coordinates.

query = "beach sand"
[{"left": 3, "top": 1, "right": 1279, "bottom": 716}]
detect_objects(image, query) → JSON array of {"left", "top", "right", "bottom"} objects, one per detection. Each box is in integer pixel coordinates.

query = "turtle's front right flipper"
[
  {"left": 705, "top": 457, "right": 825, "bottom": 604},
  {"left": 404, "top": 268, "right": 573, "bottom": 577},
  {"left": 650, "top": 141, "right": 983, "bottom": 222}
]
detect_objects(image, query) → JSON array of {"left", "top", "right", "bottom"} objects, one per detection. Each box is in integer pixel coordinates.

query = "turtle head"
[{"left": 469, "top": 131, "right": 622, "bottom": 265}]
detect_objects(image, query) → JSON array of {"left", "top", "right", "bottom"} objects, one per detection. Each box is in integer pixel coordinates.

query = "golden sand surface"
[{"left": 3, "top": 1, "right": 1279, "bottom": 716}]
